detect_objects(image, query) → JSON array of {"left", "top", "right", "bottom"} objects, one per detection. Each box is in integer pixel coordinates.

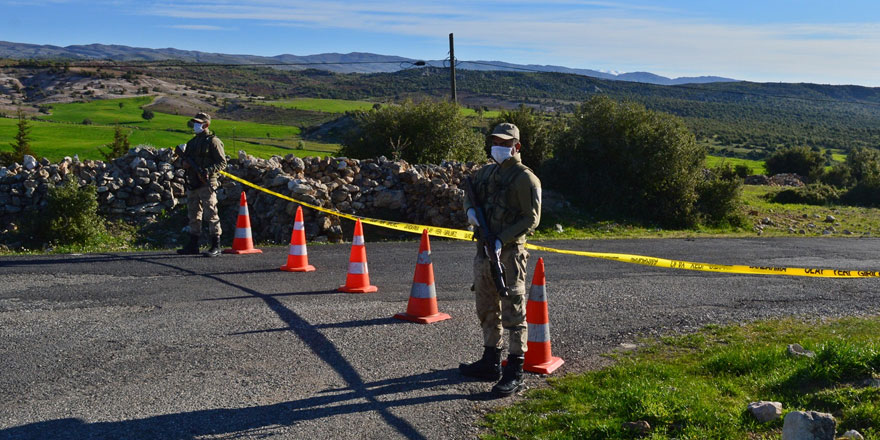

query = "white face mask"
[
  {"left": 193, "top": 122, "right": 205, "bottom": 134},
  {"left": 490, "top": 145, "right": 514, "bottom": 164}
]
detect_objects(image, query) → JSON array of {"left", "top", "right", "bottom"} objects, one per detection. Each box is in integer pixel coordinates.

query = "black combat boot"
[
  {"left": 492, "top": 354, "right": 524, "bottom": 397},
  {"left": 203, "top": 234, "right": 221, "bottom": 257},
  {"left": 459, "top": 346, "right": 502, "bottom": 381},
  {"left": 176, "top": 233, "right": 200, "bottom": 255}
]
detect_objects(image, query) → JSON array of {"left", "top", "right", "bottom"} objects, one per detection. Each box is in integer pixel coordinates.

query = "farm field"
[
  {"left": 1, "top": 97, "right": 342, "bottom": 161},
  {"left": 704, "top": 155, "right": 766, "bottom": 174}
]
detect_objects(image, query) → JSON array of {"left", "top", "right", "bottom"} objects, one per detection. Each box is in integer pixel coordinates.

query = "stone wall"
[{"left": 1, "top": 147, "right": 560, "bottom": 244}]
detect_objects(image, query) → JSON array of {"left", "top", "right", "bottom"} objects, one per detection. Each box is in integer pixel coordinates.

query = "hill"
[
  {"left": 3, "top": 61, "right": 880, "bottom": 162},
  {"left": 0, "top": 40, "right": 737, "bottom": 85}
]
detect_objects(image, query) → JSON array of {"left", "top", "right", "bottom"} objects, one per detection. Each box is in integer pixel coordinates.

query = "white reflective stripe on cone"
[
  {"left": 410, "top": 282, "right": 436, "bottom": 299},
  {"left": 527, "top": 322, "right": 550, "bottom": 342},
  {"left": 416, "top": 250, "right": 431, "bottom": 265},
  {"left": 289, "top": 244, "right": 307, "bottom": 256},
  {"left": 348, "top": 262, "right": 367, "bottom": 274},
  {"left": 353, "top": 235, "right": 364, "bottom": 246},
  {"left": 528, "top": 284, "right": 547, "bottom": 302},
  {"left": 235, "top": 228, "right": 252, "bottom": 239},
  {"left": 238, "top": 205, "right": 248, "bottom": 216},
  {"left": 294, "top": 221, "right": 304, "bottom": 230}
]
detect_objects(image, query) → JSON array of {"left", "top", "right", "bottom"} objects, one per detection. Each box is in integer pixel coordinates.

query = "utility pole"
[{"left": 449, "top": 33, "right": 457, "bottom": 103}]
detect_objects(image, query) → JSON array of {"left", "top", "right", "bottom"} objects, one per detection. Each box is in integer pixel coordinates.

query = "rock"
[
  {"left": 787, "top": 343, "right": 816, "bottom": 358},
  {"left": 555, "top": 223, "right": 564, "bottom": 233},
  {"left": 782, "top": 411, "right": 835, "bottom": 440},
  {"left": 842, "top": 430, "right": 864, "bottom": 440},
  {"left": 373, "top": 189, "right": 406, "bottom": 210},
  {"left": 825, "top": 215, "right": 836, "bottom": 222},
  {"left": 621, "top": 420, "right": 650, "bottom": 435},
  {"left": 23, "top": 155, "right": 37, "bottom": 170},
  {"left": 747, "top": 401, "right": 783, "bottom": 423}
]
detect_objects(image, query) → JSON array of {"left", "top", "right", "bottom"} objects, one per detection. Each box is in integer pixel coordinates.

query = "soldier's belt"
[{"left": 220, "top": 171, "right": 880, "bottom": 279}]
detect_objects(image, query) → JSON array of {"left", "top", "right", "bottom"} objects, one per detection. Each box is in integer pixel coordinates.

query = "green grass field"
[
  {"left": 484, "top": 316, "right": 880, "bottom": 439},
  {"left": 705, "top": 155, "right": 767, "bottom": 174},
  {"left": 0, "top": 96, "right": 341, "bottom": 161},
  {"left": 262, "top": 98, "right": 377, "bottom": 113}
]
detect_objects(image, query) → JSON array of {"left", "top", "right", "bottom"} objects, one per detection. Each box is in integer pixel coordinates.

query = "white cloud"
[{"left": 166, "top": 24, "right": 225, "bottom": 30}]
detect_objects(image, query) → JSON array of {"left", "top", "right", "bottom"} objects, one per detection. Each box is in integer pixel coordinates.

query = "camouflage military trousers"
[
  {"left": 186, "top": 184, "right": 222, "bottom": 237},
  {"left": 473, "top": 242, "right": 529, "bottom": 355}
]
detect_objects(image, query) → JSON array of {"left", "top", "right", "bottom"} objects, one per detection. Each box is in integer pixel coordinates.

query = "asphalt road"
[{"left": 2, "top": 237, "right": 879, "bottom": 439}]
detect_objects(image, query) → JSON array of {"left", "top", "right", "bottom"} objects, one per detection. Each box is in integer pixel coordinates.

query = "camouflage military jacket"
[
  {"left": 464, "top": 154, "right": 542, "bottom": 245},
  {"left": 182, "top": 130, "right": 226, "bottom": 189}
]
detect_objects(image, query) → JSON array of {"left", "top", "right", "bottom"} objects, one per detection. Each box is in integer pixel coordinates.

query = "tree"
[
  {"left": 1, "top": 110, "right": 36, "bottom": 165},
  {"left": 545, "top": 96, "right": 707, "bottom": 228},
  {"left": 488, "top": 105, "right": 554, "bottom": 171},
  {"left": 141, "top": 109, "right": 154, "bottom": 121},
  {"left": 98, "top": 125, "right": 131, "bottom": 161},
  {"left": 764, "top": 146, "right": 825, "bottom": 181},
  {"left": 342, "top": 100, "right": 485, "bottom": 164}
]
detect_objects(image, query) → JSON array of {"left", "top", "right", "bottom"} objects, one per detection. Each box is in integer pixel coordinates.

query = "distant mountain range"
[{"left": 0, "top": 40, "right": 737, "bottom": 86}]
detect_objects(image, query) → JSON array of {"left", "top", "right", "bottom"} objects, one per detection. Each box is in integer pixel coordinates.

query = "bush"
[
  {"left": 342, "top": 100, "right": 485, "bottom": 164},
  {"left": 821, "top": 163, "right": 852, "bottom": 188},
  {"left": 82, "top": 118, "right": 93, "bottom": 125},
  {"left": 141, "top": 109, "right": 154, "bottom": 121},
  {"left": 488, "top": 105, "right": 554, "bottom": 170},
  {"left": 544, "top": 96, "right": 706, "bottom": 228},
  {"left": 696, "top": 166, "right": 746, "bottom": 227},
  {"left": 24, "top": 176, "right": 108, "bottom": 247},
  {"left": 841, "top": 177, "right": 880, "bottom": 207},
  {"left": 771, "top": 183, "right": 841, "bottom": 205},
  {"left": 765, "top": 146, "right": 825, "bottom": 181},
  {"left": 845, "top": 147, "right": 880, "bottom": 184}
]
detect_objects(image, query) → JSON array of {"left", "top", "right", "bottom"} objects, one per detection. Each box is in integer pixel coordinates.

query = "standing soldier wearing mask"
[
  {"left": 176, "top": 112, "right": 227, "bottom": 257},
  {"left": 460, "top": 122, "right": 542, "bottom": 397}
]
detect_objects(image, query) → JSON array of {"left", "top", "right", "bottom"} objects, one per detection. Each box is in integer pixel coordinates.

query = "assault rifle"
[
  {"left": 464, "top": 177, "right": 509, "bottom": 298},
  {"left": 174, "top": 144, "right": 207, "bottom": 186}
]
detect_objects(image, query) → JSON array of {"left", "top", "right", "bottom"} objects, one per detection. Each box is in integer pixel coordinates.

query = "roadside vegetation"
[{"left": 483, "top": 316, "right": 880, "bottom": 440}]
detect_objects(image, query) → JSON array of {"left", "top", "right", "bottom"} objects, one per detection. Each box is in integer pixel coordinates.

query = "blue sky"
[{"left": 3, "top": 1, "right": 880, "bottom": 86}]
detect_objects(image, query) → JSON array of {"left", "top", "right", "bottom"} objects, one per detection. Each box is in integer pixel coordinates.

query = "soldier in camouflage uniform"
[
  {"left": 176, "top": 112, "right": 227, "bottom": 257},
  {"left": 460, "top": 122, "right": 542, "bottom": 397}
]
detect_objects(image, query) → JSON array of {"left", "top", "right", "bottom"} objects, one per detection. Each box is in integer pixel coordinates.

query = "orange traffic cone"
[
  {"left": 337, "top": 219, "right": 377, "bottom": 293},
  {"left": 223, "top": 191, "right": 263, "bottom": 255},
  {"left": 280, "top": 206, "right": 315, "bottom": 272},
  {"left": 394, "top": 230, "right": 451, "bottom": 324},
  {"left": 523, "top": 258, "right": 564, "bottom": 374}
]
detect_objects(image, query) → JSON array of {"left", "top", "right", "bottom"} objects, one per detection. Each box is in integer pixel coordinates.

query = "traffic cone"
[
  {"left": 337, "top": 219, "right": 377, "bottom": 293},
  {"left": 223, "top": 191, "right": 263, "bottom": 255},
  {"left": 394, "top": 230, "right": 451, "bottom": 324},
  {"left": 523, "top": 258, "right": 564, "bottom": 374},
  {"left": 280, "top": 206, "right": 315, "bottom": 272}
]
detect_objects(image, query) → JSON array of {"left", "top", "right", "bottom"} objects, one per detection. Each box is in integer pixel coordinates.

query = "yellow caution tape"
[{"left": 220, "top": 171, "right": 880, "bottom": 278}]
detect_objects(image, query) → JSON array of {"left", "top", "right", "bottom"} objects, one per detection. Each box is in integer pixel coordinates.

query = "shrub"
[
  {"left": 845, "top": 147, "right": 880, "bottom": 184},
  {"left": 841, "top": 177, "right": 880, "bottom": 207},
  {"left": 734, "top": 164, "right": 750, "bottom": 178},
  {"left": 696, "top": 166, "right": 746, "bottom": 227},
  {"left": 141, "top": 109, "right": 154, "bottom": 121},
  {"left": 342, "top": 100, "right": 485, "bottom": 164},
  {"left": 765, "top": 146, "right": 825, "bottom": 181},
  {"left": 488, "top": 105, "right": 554, "bottom": 170},
  {"left": 82, "top": 118, "right": 93, "bottom": 125},
  {"left": 771, "top": 183, "right": 841, "bottom": 205},
  {"left": 544, "top": 96, "right": 706, "bottom": 228},
  {"left": 24, "top": 176, "right": 108, "bottom": 247},
  {"left": 821, "top": 163, "right": 852, "bottom": 188}
]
